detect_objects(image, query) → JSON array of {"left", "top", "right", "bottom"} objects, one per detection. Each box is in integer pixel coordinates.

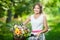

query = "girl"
[{"left": 23, "top": 3, "right": 48, "bottom": 40}]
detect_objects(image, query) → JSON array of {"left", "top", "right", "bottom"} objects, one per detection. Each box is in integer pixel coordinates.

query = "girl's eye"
[
  {"left": 37, "top": 8, "right": 40, "bottom": 9},
  {"left": 34, "top": 7, "right": 40, "bottom": 9}
]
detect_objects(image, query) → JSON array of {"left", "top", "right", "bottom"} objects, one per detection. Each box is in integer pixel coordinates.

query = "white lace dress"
[{"left": 28, "top": 14, "right": 45, "bottom": 40}]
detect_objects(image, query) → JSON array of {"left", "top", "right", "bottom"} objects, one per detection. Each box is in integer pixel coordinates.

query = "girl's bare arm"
[
  {"left": 41, "top": 15, "right": 48, "bottom": 33},
  {"left": 23, "top": 17, "right": 31, "bottom": 25}
]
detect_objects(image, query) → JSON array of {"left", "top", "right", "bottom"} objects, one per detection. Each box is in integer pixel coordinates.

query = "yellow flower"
[{"left": 14, "top": 27, "right": 22, "bottom": 35}]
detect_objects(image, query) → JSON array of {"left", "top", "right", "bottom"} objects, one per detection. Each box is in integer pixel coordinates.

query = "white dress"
[{"left": 29, "top": 14, "right": 45, "bottom": 40}]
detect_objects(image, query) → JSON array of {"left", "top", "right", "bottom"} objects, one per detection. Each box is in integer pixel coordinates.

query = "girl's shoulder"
[
  {"left": 29, "top": 14, "right": 34, "bottom": 18},
  {"left": 27, "top": 14, "right": 34, "bottom": 19},
  {"left": 42, "top": 13, "right": 47, "bottom": 20},
  {"left": 42, "top": 13, "right": 46, "bottom": 17}
]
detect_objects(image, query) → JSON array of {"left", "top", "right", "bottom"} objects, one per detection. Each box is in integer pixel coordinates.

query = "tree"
[{"left": 0, "top": 0, "right": 40, "bottom": 23}]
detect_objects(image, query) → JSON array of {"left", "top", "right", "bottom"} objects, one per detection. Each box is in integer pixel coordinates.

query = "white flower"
[{"left": 14, "top": 25, "right": 18, "bottom": 28}]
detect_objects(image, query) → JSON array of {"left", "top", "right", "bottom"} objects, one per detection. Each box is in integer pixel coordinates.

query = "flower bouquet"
[{"left": 13, "top": 24, "right": 30, "bottom": 40}]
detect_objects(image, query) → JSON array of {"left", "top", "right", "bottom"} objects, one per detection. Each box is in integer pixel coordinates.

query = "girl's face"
[{"left": 33, "top": 5, "right": 40, "bottom": 14}]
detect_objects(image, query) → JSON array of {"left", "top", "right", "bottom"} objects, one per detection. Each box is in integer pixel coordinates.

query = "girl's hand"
[{"left": 37, "top": 32, "right": 42, "bottom": 37}]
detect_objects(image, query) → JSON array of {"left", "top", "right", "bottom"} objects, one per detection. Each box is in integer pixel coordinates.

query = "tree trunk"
[{"left": 6, "top": 9, "right": 12, "bottom": 23}]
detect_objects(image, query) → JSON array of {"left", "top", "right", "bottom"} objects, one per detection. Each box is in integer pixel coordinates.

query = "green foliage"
[
  {"left": 42, "top": 0, "right": 60, "bottom": 16},
  {"left": 0, "top": 4, "right": 5, "bottom": 18},
  {"left": 0, "top": 22, "right": 13, "bottom": 40}
]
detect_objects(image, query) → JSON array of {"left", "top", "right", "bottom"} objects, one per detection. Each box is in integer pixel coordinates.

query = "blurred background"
[{"left": 0, "top": 0, "right": 60, "bottom": 40}]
